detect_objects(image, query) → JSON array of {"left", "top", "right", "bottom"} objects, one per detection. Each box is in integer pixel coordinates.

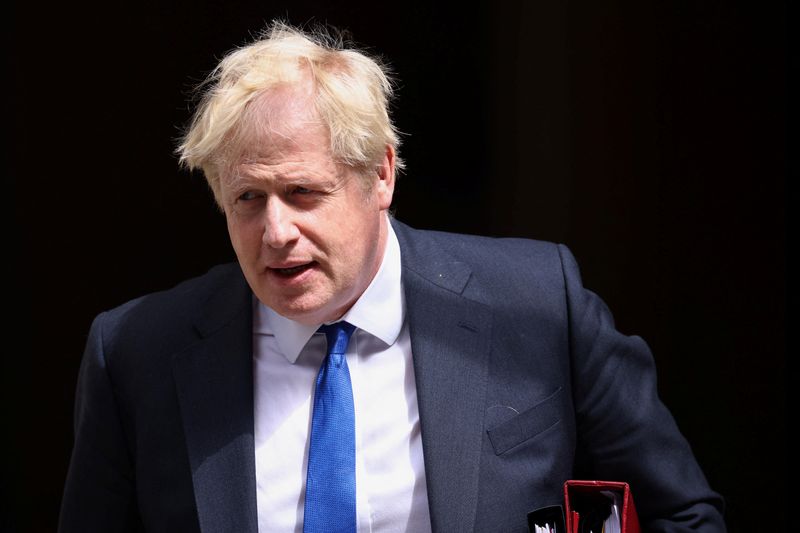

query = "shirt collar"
[{"left": 253, "top": 220, "right": 405, "bottom": 364}]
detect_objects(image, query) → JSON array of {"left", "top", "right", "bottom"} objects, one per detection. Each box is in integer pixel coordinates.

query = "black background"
[{"left": 7, "top": 1, "right": 787, "bottom": 531}]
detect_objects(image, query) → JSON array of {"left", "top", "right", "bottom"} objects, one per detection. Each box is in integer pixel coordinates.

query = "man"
[{"left": 59, "top": 22, "right": 727, "bottom": 532}]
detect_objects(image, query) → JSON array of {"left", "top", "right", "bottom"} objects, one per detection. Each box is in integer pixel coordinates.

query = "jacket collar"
[
  {"left": 171, "top": 267, "right": 259, "bottom": 533},
  {"left": 172, "top": 220, "right": 492, "bottom": 533},
  {"left": 393, "top": 219, "right": 492, "bottom": 533}
]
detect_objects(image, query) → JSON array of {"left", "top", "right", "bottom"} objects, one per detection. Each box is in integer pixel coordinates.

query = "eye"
[
  {"left": 291, "top": 186, "right": 313, "bottom": 195},
  {"left": 239, "top": 190, "right": 264, "bottom": 201},
  {"left": 230, "top": 190, "right": 266, "bottom": 216}
]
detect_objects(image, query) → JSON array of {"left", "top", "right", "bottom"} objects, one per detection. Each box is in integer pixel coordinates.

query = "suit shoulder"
[
  {"left": 441, "top": 231, "right": 559, "bottom": 258},
  {"left": 103, "top": 263, "right": 241, "bottom": 316},
  {"left": 394, "top": 220, "right": 567, "bottom": 270},
  {"left": 392, "top": 220, "right": 582, "bottom": 311},
  {"left": 93, "top": 262, "right": 248, "bottom": 355}
]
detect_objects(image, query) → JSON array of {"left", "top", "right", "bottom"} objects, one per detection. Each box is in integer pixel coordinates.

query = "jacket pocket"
[{"left": 486, "top": 387, "right": 563, "bottom": 455}]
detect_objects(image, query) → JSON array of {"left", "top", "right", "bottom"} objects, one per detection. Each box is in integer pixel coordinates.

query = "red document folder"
[{"left": 563, "top": 480, "right": 640, "bottom": 533}]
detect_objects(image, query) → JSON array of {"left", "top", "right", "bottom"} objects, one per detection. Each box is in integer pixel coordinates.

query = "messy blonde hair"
[{"left": 176, "top": 21, "right": 403, "bottom": 205}]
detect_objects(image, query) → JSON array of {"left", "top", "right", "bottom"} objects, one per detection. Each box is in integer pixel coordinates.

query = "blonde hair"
[{"left": 176, "top": 21, "right": 403, "bottom": 205}]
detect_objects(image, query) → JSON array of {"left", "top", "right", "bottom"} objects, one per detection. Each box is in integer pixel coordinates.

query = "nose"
[{"left": 262, "top": 197, "right": 300, "bottom": 248}]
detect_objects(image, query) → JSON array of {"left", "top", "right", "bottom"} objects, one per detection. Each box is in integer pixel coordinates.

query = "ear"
[{"left": 375, "top": 144, "right": 396, "bottom": 210}]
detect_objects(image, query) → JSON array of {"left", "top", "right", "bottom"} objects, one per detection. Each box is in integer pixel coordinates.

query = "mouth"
[{"left": 268, "top": 261, "right": 317, "bottom": 278}]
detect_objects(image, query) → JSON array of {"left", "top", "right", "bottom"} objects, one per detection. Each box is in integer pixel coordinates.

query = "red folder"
[{"left": 563, "top": 480, "right": 640, "bottom": 533}]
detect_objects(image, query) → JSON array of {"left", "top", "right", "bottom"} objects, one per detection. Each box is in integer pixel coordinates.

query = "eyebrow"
[{"left": 225, "top": 170, "right": 338, "bottom": 193}]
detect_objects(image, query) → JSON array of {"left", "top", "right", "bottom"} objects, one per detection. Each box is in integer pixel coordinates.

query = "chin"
[
  {"left": 257, "top": 282, "right": 350, "bottom": 324},
  {"left": 268, "top": 298, "right": 331, "bottom": 325}
]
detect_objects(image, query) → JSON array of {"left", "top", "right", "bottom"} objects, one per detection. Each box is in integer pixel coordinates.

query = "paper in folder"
[{"left": 527, "top": 480, "right": 640, "bottom": 533}]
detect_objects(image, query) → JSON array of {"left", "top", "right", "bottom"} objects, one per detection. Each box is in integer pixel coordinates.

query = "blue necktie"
[{"left": 303, "top": 321, "right": 357, "bottom": 533}]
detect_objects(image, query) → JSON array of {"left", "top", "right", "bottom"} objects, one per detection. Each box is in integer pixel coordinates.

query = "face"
[{"left": 219, "top": 90, "right": 395, "bottom": 325}]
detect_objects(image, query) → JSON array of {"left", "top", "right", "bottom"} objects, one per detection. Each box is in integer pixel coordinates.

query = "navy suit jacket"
[{"left": 59, "top": 220, "right": 726, "bottom": 532}]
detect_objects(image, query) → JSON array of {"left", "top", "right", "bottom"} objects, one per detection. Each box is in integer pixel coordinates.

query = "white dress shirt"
[{"left": 253, "top": 224, "right": 432, "bottom": 533}]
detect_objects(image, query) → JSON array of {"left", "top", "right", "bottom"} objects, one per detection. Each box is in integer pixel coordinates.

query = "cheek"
[
  {"left": 334, "top": 216, "right": 380, "bottom": 272},
  {"left": 226, "top": 217, "right": 262, "bottom": 259}
]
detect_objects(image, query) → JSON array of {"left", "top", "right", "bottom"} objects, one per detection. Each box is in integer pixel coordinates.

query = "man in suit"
[{"left": 59, "top": 22, "right": 727, "bottom": 532}]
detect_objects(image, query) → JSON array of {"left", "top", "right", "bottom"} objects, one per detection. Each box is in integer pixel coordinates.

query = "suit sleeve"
[
  {"left": 558, "top": 244, "right": 727, "bottom": 531},
  {"left": 58, "top": 312, "right": 141, "bottom": 533}
]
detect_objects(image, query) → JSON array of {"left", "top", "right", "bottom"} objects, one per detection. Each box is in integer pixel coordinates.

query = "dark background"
[{"left": 7, "top": 1, "right": 786, "bottom": 531}]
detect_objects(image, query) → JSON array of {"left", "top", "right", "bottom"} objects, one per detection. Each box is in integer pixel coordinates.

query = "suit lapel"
[
  {"left": 169, "top": 224, "right": 492, "bottom": 532},
  {"left": 395, "top": 221, "right": 492, "bottom": 532},
  {"left": 172, "top": 270, "right": 258, "bottom": 533}
]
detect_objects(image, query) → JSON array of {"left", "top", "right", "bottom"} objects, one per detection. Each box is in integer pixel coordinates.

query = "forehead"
[{"left": 240, "top": 82, "right": 327, "bottom": 151}]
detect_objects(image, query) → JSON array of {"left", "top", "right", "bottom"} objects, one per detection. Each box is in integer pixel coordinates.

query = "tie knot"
[{"left": 318, "top": 321, "right": 356, "bottom": 357}]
